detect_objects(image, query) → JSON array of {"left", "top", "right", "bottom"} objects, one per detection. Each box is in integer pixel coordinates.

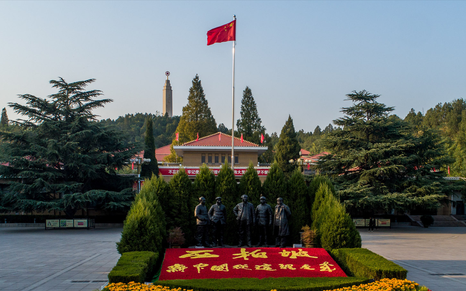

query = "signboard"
[
  {"left": 159, "top": 247, "right": 346, "bottom": 281},
  {"left": 352, "top": 219, "right": 365, "bottom": 227},
  {"left": 46, "top": 219, "right": 59, "bottom": 228},
  {"left": 74, "top": 219, "right": 88, "bottom": 228},
  {"left": 60, "top": 219, "right": 74, "bottom": 228},
  {"left": 377, "top": 218, "right": 391, "bottom": 227}
]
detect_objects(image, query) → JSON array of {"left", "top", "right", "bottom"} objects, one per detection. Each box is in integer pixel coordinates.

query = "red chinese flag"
[
  {"left": 219, "top": 133, "right": 221, "bottom": 141},
  {"left": 207, "top": 20, "right": 236, "bottom": 46},
  {"left": 448, "top": 166, "right": 450, "bottom": 175},
  {"left": 307, "top": 163, "right": 310, "bottom": 170},
  {"left": 260, "top": 133, "right": 264, "bottom": 144},
  {"left": 131, "top": 163, "right": 134, "bottom": 170},
  {"left": 196, "top": 132, "right": 199, "bottom": 141},
  {"left": 175, "top": 132, "right": 179, "bottom": 141},
  {"left": 241, "top": 133, "right": 244, "bottom": 143}
]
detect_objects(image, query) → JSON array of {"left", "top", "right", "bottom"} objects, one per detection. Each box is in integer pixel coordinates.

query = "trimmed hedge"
[
  {"left": 330, "top": 248, "right": 407, "bottom": 280},
  {"left": 108, "top": 251, "right": 158, "bottom": 283},
  {"left": 157, "top": 277, "right": 370, "bottom": 291}
]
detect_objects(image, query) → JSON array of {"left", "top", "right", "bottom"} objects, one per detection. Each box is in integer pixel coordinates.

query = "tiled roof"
[
  {"left": 182, "top": 132, "right": 259, "bottom": 147},
  {"left": 300, "top": 149, "right": 310, "bottom": 156},
  {"left": 136, "top": 144, "right": 172, "bottom": 162},
  {"left": 301, "top": 151, "right": 331, "bottom": 163}
]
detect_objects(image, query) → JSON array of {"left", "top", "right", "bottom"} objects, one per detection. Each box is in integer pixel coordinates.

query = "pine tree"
[
  {"left": 193, "top": 164, "right": 216, "bottom": 205},
  {"left": 215, "top": 161, "right": 237, "bottom": 245},
  {"left": 140, "top": 117, "right": 159, "bottom": 178},
  {"left": 309, "top": 176, "right": 335, "bottom": 221},
  {"left": 287, "top": 168, "right": 308, "bottom": 243},
  {"left": 168, "top": 169, "right": 194, "bottom": 244},
  {"left": 0, "top": 108, "right": 8, "bottom": 127},
  {"left": 0, "top": 78, "right": 137, "bottom": 217},
  {"left": 236, "top": 86, "right": 265, "bottom": 143},
  {"left": 262, "top": 162, "right": 286, "bottom": 203},
  {"left": 166, "top": 75, "right": 217, "bottom": 162},
  {"left": 238, "top": 162, "right": 261, "bottom": 205},
  {"left": 318, "top": 90, "right": 450, "bottom": 214},
  {"left": 275, "top": 115, "right": 300, "bottom": 175}
]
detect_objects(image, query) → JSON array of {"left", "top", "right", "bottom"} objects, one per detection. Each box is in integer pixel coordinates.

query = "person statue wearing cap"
[
  {"left": 194, "top": 196, "right": 211, "bottom": 247},
  {"left": 208, "top": 197, "right": 226, "bottom": 247},
  {"left": 273, "top": 197, "right": 291, "bottom": 248},
  {"left": 255, "top": 195, "right": 273, "bottom": 247},
  {"left": 233, "top": 194, "right": 255, "bottom": 247}
]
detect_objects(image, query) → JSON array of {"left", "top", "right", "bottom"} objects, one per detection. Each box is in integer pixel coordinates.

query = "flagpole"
[{"left": 231, "top": 15, "right": 236, "bottom": 171}]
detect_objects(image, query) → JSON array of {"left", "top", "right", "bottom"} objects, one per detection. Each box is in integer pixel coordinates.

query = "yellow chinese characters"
[
  {"left": 279, "top": 249, "right": 317, "bottom": 259},
  {"left": 320, "top": 261, "right": 336, "bottom": 272},
  {"left": 279, "top": 264, "right": 296, "bottom": 270},
  {"left": 179, "top": 250, "right": 219, "bottom": 259},
  {"left": 233, "top": 248, "right": 268, "bottom": 260},
  {"left": 300, "top": 264, "right": 315, "bottom": 271},
  {"left": 255, "top": 263, "right": 276, "bottom": 271},
  {"left": 166, "top": 264, "right": 188, "bottom": 273},
  {"left": 193, "top": 263, "right": 208, "bottom": 273},
  {"left": 233, "top": 264, "right": 252, "bottom": 270},
  {"left": 211, "top": 263, "right": 229, "bottom": 272}
]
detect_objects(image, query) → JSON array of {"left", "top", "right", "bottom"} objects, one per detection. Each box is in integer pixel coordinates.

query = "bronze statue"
[
  {"left": 273, "top": 197, "right": 291, "bottom": 248},
  {"left": 194, "top": 197, "right": 211, "bottom": 247},
  {"left": 208, "top": 197, "right": 226, "bottom": 247},
  {"left": 233, "top": 194, "right": 255, "bottom": 247},
  {"left": 255, "top": 195, "right": 273, "bottom": 247}
]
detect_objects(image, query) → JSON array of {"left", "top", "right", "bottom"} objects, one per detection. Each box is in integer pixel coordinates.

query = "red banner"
[
  {"left": 159, "top": 247, "right": 346, "bottom": 280},
  {"left": 158, "top": 167, "right": 270, "bottom": 177}
]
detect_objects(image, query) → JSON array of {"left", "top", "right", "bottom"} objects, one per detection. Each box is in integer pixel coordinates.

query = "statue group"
[{"left": 194, "top": 195, "right": 291, "bottom": 248}]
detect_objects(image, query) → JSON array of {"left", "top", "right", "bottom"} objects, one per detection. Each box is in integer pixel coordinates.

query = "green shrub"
[
  {"left": 108, "top": 251, "right": 158, "bottom": 283},
  {"left": 168, "top": 169, "right": 194, "bottom": 245},
  {"left": 157, "top": 276, "right": 370, "bottom": 291},
  {"left": 262, "top": 162, "right": 287, "bottom": 203},
  {"left": 215, "top": 161, "right": 238, "bottom": 245},
  {"left": 238, "top": 162, "right": 262, "bottom": 205},
  {"left": 193, "top": 164, "right": 216, "bottom": 205},
  {"left": 287, "top": 168, "right": 309, "bottom": 243},
  {"left": 420, "top": 214, "right": 434, "bottom": 228},
  {"left": 331, "top": 248, "right": 407, "bottom": 280}
]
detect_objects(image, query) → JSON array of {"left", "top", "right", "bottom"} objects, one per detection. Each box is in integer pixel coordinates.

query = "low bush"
[
  {"left": 156, "top": 277, "right": 370, "bottom": 291},
  {"left": 324, "top": 278, "right": 429, "bottom": 291},
  {"left": 420, "top": 215, "right": 434, "bottom": 228},
  {"left": 108, "top": 251, "right": 158, "bottom": 283},
  {"left": 330, "top": 248, "right": 407, "bottom": 280}
]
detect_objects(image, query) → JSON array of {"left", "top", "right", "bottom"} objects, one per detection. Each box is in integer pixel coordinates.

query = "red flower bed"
[{"left": 159, "top": 247, "right": 346, "bottom": 280}]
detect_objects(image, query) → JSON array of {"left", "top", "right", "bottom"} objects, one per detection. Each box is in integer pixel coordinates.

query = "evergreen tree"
[
  {"left": 0, "top": 78, "right": 137, "bottom": 217},
  {"left": 309, "top": 175, "right": 336, "bottom": 219},
  {"left": 318, "top": 90, "right": 450, "bottom": 214},
  {"left": 193, "top": 164, "right": 216, "bottom": 205},
  {"left": 1, "top": 108, "right": 8, "bottom": 127},
  {"left": 238, "top": 162, "right": 261, "bottom": 205},
  {"left": 274, "top": 115, "right": 300, "bottom": 175},
  {"left": 236, "top": 86, "right": 265, "bottom": 143},
  {"left": 287, "top": 168, "right": 308, "bottom": 243},
  {"left": 140, "top": 117, "right": 159, "bottom": 178},
  {"left": 166, "top": 75, "right": 217, "bottom": 161},
  {"left": 215, "top": 161, "right": 237, "bottom": 245},
  {"left": 262, "top": 162, "right": 287, "bottom": 203},
  {"left": 168, "top": 169, "right": 194, "bottom": 244}
]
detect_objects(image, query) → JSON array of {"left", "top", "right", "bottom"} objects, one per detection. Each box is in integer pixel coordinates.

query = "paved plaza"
[{"left": 0, "top": 224, "right": 465, "bottom": 291}]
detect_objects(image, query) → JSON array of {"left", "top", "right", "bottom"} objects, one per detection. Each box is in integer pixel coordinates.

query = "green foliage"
[
  {"left": 157, "top": 277, "right": 370, "bottom": 291},
  {"left": 420, "top": 214, "right": 434, "bottom": 228},
  {"left": 236, "top": 86, "right": 266, "bottom": 144},
  {"left": 168, "top": 169, "right": 194, "bottom": 245},
  {"left": 0, "top": 78, "right": 137, "bottom": 217},
  {"left": 108, "top": 251, "right": 158, "bottom": 283},
  {"left": 318, "top": 90, "right": 450, "bottom": 214},
  {"left": 193, "top": 164, "right": 216, "bottom": 205},
  {"left": 286, "top": 168, "right": 309, "bottom": 243},
  {"left": 117, "top": 176, "right": 166, "bottom": 254},
  {"left": 309, "top": 176, "right": 335, "bottom": 222},
  {"left": 215, "top": 161, "right": 238, "bottom": 245},
  {"left": 331, "top": 248, "right": 407, "bottom": 280},
  {"left": 0, "top": 108, "right": 8, "bottom": 127},
  {"left": 238, "top": 162, "right": 262, "bottom": 205},
  {"left": 275, "top": 115, "right": 300, "bottom": 175},
  {"left": 140, "top": 117, "right": 159, "bottom": 178},
  {"left": 262, "top": 162, "right": 286, "bottom": 203}
]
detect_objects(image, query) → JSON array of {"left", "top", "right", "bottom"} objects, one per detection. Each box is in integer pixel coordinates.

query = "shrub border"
[{"left": 108, "top": 251, "right": 158, "bottom": 283}]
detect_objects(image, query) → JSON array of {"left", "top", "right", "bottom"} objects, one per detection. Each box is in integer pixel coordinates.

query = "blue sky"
[{"left": 1, "top": 1, "right": 465, "bottom": 134}]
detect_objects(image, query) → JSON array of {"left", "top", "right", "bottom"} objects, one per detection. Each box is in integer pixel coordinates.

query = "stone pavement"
[
  {"left": 0, "top": 227, "right": 122, "bottom": 291},
  {"left": 361, "top": 223, "right": 466, "bottom": 291}
]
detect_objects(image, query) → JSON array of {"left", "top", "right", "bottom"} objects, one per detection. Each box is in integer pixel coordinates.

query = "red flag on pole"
[
  {"left": 196, "top": 133, "right": 199, "bottom": 141},
  {"left": 175, "top": 132, "right": 179, "bottom": 141},
  {"left": 207, "top": 20, "right": 236, "bottom": 46},
  {"left": 219, "top": 133, "right": 221, "bottom": 141},
  {"left": 448, "top": 166, "right": 450, "bottom": 175},
  {"left": 241, "top": 133, "right": 244, "bottom": 143},
  {"left": 132, "top": 163, "right": 134, "bottom": 170},
  {"left": 260, "top": 133, "right": 264, "bottom": 144},
  {"left": 307, "top": 163, "right": 310, "bottom": 170}
]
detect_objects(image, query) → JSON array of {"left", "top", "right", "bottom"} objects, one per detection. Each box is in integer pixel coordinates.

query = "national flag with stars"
[{"left": 207, "top": 20, "right": 236, "bottom": 46}]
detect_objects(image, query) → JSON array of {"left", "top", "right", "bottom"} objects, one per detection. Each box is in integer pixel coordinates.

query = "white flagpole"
[{"left": 231, "top": 15, "right": 236, "bottom": 170}]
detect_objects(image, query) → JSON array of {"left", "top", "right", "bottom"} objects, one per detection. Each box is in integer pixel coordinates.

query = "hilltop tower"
[{"left": 163, "top": 71, "right": 173, "bottom": 117}]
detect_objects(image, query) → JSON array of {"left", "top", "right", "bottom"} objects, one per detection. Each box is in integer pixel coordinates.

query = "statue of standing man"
[
  {"left": 233, "top": 194, "right": 255, "bottom": 247},
  {"left": 255, "top": 195, "right": 273, "bottom": 247},
  {"left": 194, "top": 197, "right": 211, "bottom": 247},
  {"left": 273, "top": 197, "right": 291, "bottom": 248},
  {"left": 208, "top": 197, "right": 226, "bottom": 247}
]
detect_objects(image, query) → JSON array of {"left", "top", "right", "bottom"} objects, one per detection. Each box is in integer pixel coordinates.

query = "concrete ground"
[
  {"left": 361, "top": 223, "right": 466, "bottom": 291},
  {"left": 0, "top": 227, "right": 122, "bottom": 291},
  {"left": 1, "top": 224, "right": 465, "bottom": 291}
]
